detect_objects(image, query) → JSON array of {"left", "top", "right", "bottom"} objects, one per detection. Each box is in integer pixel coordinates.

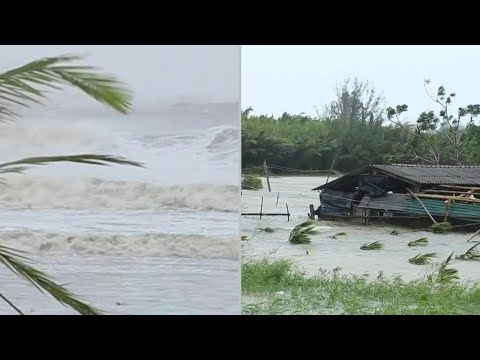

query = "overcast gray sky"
[
  {"left": 0, "top": 45, "right": 240, "bottom": 106},
  {"left": 242, "top": 45, "right": 480, "bottom": 123}
]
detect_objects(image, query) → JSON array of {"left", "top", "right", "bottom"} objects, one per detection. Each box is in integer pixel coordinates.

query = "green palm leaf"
[
  {"left": 289, "top": 220, "right": 320, "bottom": 244},
  {"left": 0, "top": 54, "right": 132, "bottom": 120},
  {"left": 456, "top": 242, "right": 480, "bottom": 261},
  {"left": 408, "top": 253, "right": 437, "bottom": 265},
  {"left": 360, "top": 241, "right": 384, "bottom": 250},
  {"left": 0, "top": 53, "right": 139, "bottom": 314},
  {"left": 407, "top": 238, "right": 429, "bottom": 247},
  {"left": 0, "top": 245, "right": 101, "bottom": 315},
  {"left": 0, "top": 154, "right": 143, "bottom": 170}
]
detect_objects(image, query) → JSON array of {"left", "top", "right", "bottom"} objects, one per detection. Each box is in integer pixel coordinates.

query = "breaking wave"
[
  {"left": 130, "top": 125, "right": 238, "bottom": 152},
  {"left": 0, "top": 176, "right": 239, "bottom": 212},
  {"left": 0, "top": 231, "right": 238, "bottom": 259},
  {"left": 206, "top": 127, "right": 239, "bottom": 151}
]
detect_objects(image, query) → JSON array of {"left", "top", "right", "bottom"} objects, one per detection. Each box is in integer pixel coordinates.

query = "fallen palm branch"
[
  {"left": 408, "top": 253, "right": 437, "bottom": 265},
  {"left": 0, "top": 245, "right": 102, "bottom": 315},
  {"left": 289, "top": 220, "right": 320, "bottom": 245},
  {"left": 456, "top": 242, "right": 480, "bottom": 261},
  {"left": 408, "top": 238, "right": 429, "bottom": 247},
  {"left": 360, "top": 241, "right": 384, "bottom": 251},
  {"left": 329, "top": 232, "right": 347, "bottom": 239}
]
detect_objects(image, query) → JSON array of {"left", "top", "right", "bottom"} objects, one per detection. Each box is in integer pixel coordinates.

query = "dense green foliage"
[{"left": 242, "top": 79, "right": 480, "bottom": 173}]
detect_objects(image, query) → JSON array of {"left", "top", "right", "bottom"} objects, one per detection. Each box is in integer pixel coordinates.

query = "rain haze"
[{"left": 242, "top": 45, "right": 480, "bottom": 122}]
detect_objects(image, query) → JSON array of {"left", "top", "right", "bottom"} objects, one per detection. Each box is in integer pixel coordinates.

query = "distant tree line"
[{"left": 242, "top": 78, "right": 480, "bottom": 173}]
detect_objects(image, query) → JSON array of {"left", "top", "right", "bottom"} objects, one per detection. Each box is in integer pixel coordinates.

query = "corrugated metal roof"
[{"left": 374, "top": 164, "right": 480, "bottom": 186}]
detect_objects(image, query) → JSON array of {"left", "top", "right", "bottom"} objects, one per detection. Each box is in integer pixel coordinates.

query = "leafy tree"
[{"left": 387, "top": 80, "right": 480, "bottom": 165}]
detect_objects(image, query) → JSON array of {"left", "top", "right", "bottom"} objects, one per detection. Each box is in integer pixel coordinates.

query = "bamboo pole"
[{"left": 407, "top": 188, "right": 437, "bottom": 224}]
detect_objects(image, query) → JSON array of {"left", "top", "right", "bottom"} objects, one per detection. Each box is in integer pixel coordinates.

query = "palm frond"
[
  {"left": 0, "top": 245, "right": 102, "bottom": 315},
  {"left": 408, "top": 238, "right": 429, "bottom": 247},
  {"left": 0, "top": 154, "right": 144, "bottom": 170},
  {"left": 408, "top": 253, "right": 437, "bottom": 265},
  {"left": 329, "top": 232, "right": 347, "bottom": 239},
  {"left": 456, "top": 242, "right": 480, "bottom": 261},
  {"left": 390, "top": 229, "right": 399, "bottom": 236},
  {"left": 0, "top": 54, "right": 132, "bottom": 120},
  {"left": 437, "top": 252, "right": 460, "bottom": 283},
  {"left": 289, "top": 221, "right": 320, "bottom": 245},
  {"left": 360, "top": 241, "right": 384, "bottom": 251}
]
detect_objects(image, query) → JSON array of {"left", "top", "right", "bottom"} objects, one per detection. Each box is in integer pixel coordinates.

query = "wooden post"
[
  {"left": 407, "top": 188, "right": 437, "bottom": 224},
  {"left": 259, "top": 196, "right": 264, "bottom": 219},
  {"left": 309, "top": 204, "right": 315, "bottom": 220},
  {"left": 276, "top": 192, "right": 280, "bottom": 207},
  {"left": 263, "top": 160, "right": 271, "bottom": 192},
  {"left": 325, "top": 156, "right": 337, "bottom": 185},
  {"left": 286, "top": 204, "right": 290, "bottom": 222}
]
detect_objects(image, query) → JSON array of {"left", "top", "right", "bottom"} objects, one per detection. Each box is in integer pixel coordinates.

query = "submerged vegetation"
[
  {"left": 242, "top": 259, "right": 480, "bottom": 315},
  {"left": 456, "top": 242, "right": 480, "bottom": 261},
  {"left": 288, "top": 220, "right": 320, "bottom": 244},
  {"left": 430, "top": 222, "right": 453, "bottom": 234},
  {"left": 242, "top": 78, "right": 480, "bottom": 173},
  {"left": 408, "top": 238, "right": 429, "bottom": 247},
  {"left": 241, "top": 174, "right": 263, "bottom": 190},
  {"left": 408, "top": 253, "right": 437, "bottom": 265},
  {"left": 0, "top": 54, "right": 142, "bottom": 315},
  {"left": 360, "top": 241, "right": 384, "bottom": 251},
  {"left": 330, "top": 232, "right": 347, "bottom": 239}
]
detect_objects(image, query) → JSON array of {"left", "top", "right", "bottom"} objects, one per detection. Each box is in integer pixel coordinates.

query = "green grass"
[{"left": 242, "top": 259, "right": 480, "bottom": 315}]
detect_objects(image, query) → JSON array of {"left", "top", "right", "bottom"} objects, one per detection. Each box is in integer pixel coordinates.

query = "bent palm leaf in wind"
[{"left": 0, "top": 54, "right": 142, "bottom": 315}]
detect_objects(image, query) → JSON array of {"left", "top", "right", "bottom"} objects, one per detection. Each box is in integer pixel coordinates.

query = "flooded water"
[{"left": 241, "top": 176, "right": 480, "bottom": 282}]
